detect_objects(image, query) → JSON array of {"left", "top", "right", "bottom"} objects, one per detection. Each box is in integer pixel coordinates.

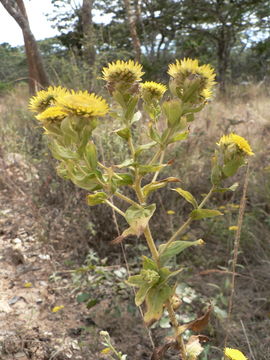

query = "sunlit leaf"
[
  {"left": 158, "top": 239, "right": 205, "bottom": 265},
  {"left": 173, "top": 187, "right": 198, "bottom": 208},
  {"left": 190, "top": 209, "right": 223, "bottom": 220},
  {"left": 87, "top": 192, "right": 107, "bottom": 206}
]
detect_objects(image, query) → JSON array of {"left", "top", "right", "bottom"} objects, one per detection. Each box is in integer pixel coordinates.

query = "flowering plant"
[{"left": 29, "top": 59, "right": 252, "bottom": 360}]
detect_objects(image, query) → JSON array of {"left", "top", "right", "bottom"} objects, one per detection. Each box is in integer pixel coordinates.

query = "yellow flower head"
[
  {"left": 102, "top": 60, "right": 144, "bottom": 93},
  {"left": 218, "top": 133, "right": 254, "bottom": 156},
  {"left": 168, "top": 58, "right": 216, "bottom": 100},
  {"left": 141, "top": 81, "right": 167, "bottom": 100},
  {"left": 224, "top": 347, "right": 248, "bottom": 360},
  {"left": 29, "top": 86, "right": 69, "bottom": 113},
  {"left": 56, "top": 90, "right": 109, "bottom": 119},
  {"left": 36, "top": 106, "right": 68, "bottom": 123},
  {"left": 102, "top": 60, "right": 144, "bottom": 83}
]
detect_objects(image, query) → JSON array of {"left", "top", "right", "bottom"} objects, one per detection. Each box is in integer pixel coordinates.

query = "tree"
[
  {"left": 182, "top": 0, "right": 270, "bottom": 93},
  {"left": 80, "top": 0, "right": 96, "bottom": 86},
  {"left": 123, "top": 0, "right": 141, "bottom": 62},
  {"left": 0, "top": 0, "right": 50, "bottom": 93}
]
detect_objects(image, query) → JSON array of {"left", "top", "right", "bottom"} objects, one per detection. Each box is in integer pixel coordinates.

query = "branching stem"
[
  {"left": 162, "top": 186, "right": 215, "bottom": 252},
  {"left": 115, "top": 191, "right": 139, "bottom": 207}
]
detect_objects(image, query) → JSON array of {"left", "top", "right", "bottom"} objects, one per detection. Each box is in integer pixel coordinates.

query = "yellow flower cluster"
[
  {"left": 102, "top": 60, "right": 144, "bottom": 93},
  {"left": 29, "top": 87, "right": 109, "bottom": 122},
  {"left": 141, "top": 81, "right": 167, "bottom": 100},
  {"left": 168, "top": 58, "right": 216, "bottom": 100},
  {"left": 29, "top": 86, "right": 68, "bottom": 113},
  {"left": 218, "top": 133, "right": 254, "bottom": 156},
  {"left": 102, "top": 60, "right": 144, "bottom": 82}
]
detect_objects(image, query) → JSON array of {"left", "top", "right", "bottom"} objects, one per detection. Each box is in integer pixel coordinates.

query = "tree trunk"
[
  {"left": 81, "top": 0, "right": 96, "bottom": 88},
  {"left": 0, "top": 0, "right": 50, "bottom": 94},
  {"left": 123, "top": 0, "right": 141, "bottom": 63},
  {"left": 217, "top": 27, "right": 231, "bottom": 95}
]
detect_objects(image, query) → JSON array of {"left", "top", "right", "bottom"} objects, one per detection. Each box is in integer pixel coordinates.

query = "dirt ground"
[
  {"left": 1, "top": 151, "right": 269, "bottom": 360},
  {"left": 0, "top": 153, "right": 154, "bottom": 360}
]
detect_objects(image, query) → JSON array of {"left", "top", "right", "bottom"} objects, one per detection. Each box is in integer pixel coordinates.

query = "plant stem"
[
  {"left": 198, "top": 185, "right": 215, "bottom": 209},
  {"left": 115, "top": 191, "right": 139, "bottom": 207},
  {"left": 151, "top": 150, "right": 165, "bottom": 182},
  {"left": 144, "top": 225, "right": 159, "bottom": 263},
  {"left": 162, "top": 186, "right": 215, "bottom": 252},
  {"left": 166, "top": 300, "right": 187, "bottom": 360},
  {"left": 128, "top": 136, "right": 135, "bottom": 158},
  {"left": 105, "top": 200, "right": 125, "bottom": 217},
  {"left": 149, "top": 147, "right": 162, "bottom": 165}
]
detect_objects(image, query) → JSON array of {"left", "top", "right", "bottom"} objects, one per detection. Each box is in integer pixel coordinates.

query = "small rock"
[
  {"left": 43, "top": 331, "right": 53, "bottom": 337},
  {"left": 13, "top": 238, "right": 22, "bottom": 245},
  {"left": 14, "top": 352, "right": 27, "bottom": 359},
  {"left": 38, "top": 254, "right": 50, "bottom": 260},
  {"left": 8, "top": 296, "right": 25, "bottom": 306},
  {"left": 71, "top": 340, "right": 80, "bottom": 351}
]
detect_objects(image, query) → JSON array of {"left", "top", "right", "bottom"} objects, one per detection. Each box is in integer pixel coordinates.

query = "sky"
[
  {"left": 0, "top": 0, "right": 62, "bottom": 46},
  {"left": 0, "top": 0, "right": 111, "bottom": 47}
]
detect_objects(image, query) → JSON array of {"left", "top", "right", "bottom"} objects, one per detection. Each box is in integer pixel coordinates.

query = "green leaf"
[
  {"left": 142, "top": 256, "right": 158, "bottom": 271},
  {"left": 112, "top": 173, "right": 134, "bottom": 187},
  {"left": 173, "top": 188, "right": 198, "bottom": 208},
  {"left": 135, "top": 283, "right": 154, "bottom": 306},
  {"left": 125, "top": 96, "right": 139, "bottom": 121},
  {"left": 49, "top": 141, "right": 78, "bottom": 160},
  {"left": 214, "top": 182, "right": 239, "bottom": 193},
  {"left": 121, "top": 204, "right": 156, "bottom": 238},
  {"left": 87, "top": 192, "right": 107, "bottom": 206},
  {"left": 149, "top": 125, "right": 161, "bottom": 144},
  {"left": 84, "top": 141, "right": 97, "bottom": 170},
  {"left": 135, "top": 269, "right": 160, "bottom": 306},
  {"left": 76, "top": 293, "right": 91, "bottom": 303},
  {"left": 131, "top": 111, "right": 142, "bottom": 124},
  {"left": 144, "top": 284, "right": 173, "bottom": 324},
  {"left": 116, "top": 159, "right": 134, "bottom": 169},
  {"left": 159, "top": 239, "right": 205, "bottom": 266},
  {"left": 113, "top": 91, "right": 128, "bottom": 108},
  {"left": 60, "top": 116, "right": 79, "bottom": 144},
  {"left": 138, "top": 164, "right": 165, "bottom": 176},
  {"left": 190, "top": 209, "right": 223, "bottom": 220},
  {"left": 162, "top": 99, "right": 183, "bottom": 127},
  {"left": 126, "top": 274, "right": 145, "bottom": 287},
  {"left": 168, "top": 131, "right": 189, "bottom": 144},
  {"left": 142, "top": 177, "right": 180, "bottom": 199},
  {"left": 222, "top": 157, "right": 245, "bottom": 177},
  {"left": 86, "top": 299, "right": 99, "bottom": 309},
  {"left": 116, "top": 127, "right": 131, "bottom": 140},
  {"left": 135, "top": 142, "right": 156, "bottom": 157}
]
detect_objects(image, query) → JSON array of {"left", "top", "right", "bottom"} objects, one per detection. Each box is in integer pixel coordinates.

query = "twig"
[
  {"left": 240, "top": 319, "right": 256, "bottom": 360},
  {"left": 224, "top": 164, "right": 249, "bottom": 347}
]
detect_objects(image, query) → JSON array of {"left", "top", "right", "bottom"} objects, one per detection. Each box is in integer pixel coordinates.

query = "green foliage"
[{"left": 0, "top": 43, "right": 27, "bottom": 84}]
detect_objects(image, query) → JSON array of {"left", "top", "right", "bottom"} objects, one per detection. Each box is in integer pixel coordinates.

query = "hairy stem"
[
  {"left": 115, "top": 191, "right": 139, "bottom": 207},
  {"left": 105, "top": 200, "right": 125, "bottom": 217},
  {"left": 166, "top": 300, "right": 187, "bottom": 360},
  {"left": 143, "top": 225, "right": 159, "bottom": 263}
]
